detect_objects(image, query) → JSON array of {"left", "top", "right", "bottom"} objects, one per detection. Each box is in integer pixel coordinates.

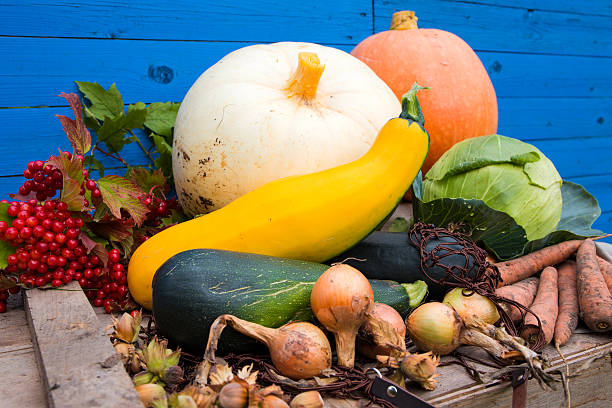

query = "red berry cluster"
[
  {"left": 141, "top": 191, "right": 179, "bottom": 227},
  {"left": 0, "top": 199, "right": 130, "bottom": 313},
  {"left": 19, "top": 160, "right": 63, "bottom": 201},
  {"left": 83, "top": 249, "right": 129, "bottom": 313}
]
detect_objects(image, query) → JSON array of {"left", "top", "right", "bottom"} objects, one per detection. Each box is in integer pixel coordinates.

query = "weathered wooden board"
[
  {"left": 23, "top": 282, "right": 142, "bottom": 408},
  {"left": 0, "top": 292, "right": 46, "bottom": 408},
  {"left": 416, "top": 331, "right": 612, "bottom": 407},
  {"left": 0, "top": 348, "right": 48, "bottom": 408}
]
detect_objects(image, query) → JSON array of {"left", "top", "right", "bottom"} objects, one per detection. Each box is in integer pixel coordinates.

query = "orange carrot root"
[
  {"left": 576, "top": 240, "right": 612, "bottom": 332},
  {"left": 596, "top": 256, "right": 612, "bottom": 294},
  {"left": 554, "top": 261, "right": 579, "bottom": 347},
  {"left": 495, "top": 240, "right": 582, "bottom": 287},
  {"left": 495, "top": 277, "right": 539, "bottom": 322},
  {"left": 521, "top": 266, "right": 558, "bottom": 346}
]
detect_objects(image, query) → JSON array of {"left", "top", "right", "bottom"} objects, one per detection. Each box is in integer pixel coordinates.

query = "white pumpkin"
[{"left": 173, "top": 42, "right": 401, "bottom": 215}]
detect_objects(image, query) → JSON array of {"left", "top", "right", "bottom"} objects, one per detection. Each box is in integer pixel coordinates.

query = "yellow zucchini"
[{"left": 127, "top": 84, "right": 430, "bottom": 309}]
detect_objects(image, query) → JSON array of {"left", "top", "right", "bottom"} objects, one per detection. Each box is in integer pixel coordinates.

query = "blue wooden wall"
[{"left": 1, "top": 1, "right": 611, "bottom": 235}]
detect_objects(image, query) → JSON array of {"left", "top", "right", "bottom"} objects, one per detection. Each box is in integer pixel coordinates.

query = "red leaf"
[
  {"left": 96, "top": 175, "right": 148, "bottom": 227},
  {"left": 56, "top": 92, "right": 92, "bottom": 155},
  {"left": 86, "top": 219, "right": 134, "bottom": 257},
  {"left": 78, "top": 231, "right": 109, "bottom": 268},
  {"left": 47, "top": 151, "right": 87, "bottom": 212}
]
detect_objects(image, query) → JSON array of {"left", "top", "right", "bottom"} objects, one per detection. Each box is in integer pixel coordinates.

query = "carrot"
[
  {"left": 495, "top": 277, "right": 539, "bottom": 322},
  {"left": 520, "top": 266, "right": 558, "bottom": 346},
  {"left": 553, "top": 261, "right": 579, "bottom": 347},
  {"left": 596, "top": 256, "right": 612, "bottom": 294},
  {"left": 576, "top": 240, "right": 612, "bottom": 332},
  {"left": 495, "top": 240, "right": 582, "bottom": 287}
]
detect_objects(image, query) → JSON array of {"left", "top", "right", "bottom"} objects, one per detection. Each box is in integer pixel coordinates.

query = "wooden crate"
[{"left": 3, "top": 281, "right": 611, "bottom": 408}]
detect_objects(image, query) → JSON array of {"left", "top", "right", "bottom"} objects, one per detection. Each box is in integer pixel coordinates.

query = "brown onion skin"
[
  {"left": 204, "top": 315, "right": 331, "bottom": 381},
  {"left": 267, "top": 322, "right": 332, "bottom": 379},
  {"left": 406, "top": 302, "right": 463, "bottom": 355},
  {"left": 357, "top": 302, "right": 406, "bottom": 359},
  {"left": 443, "top": 288, "right": 500, "bottom": 325},
  {"left": 310, "top": 264, "right": 374, "bottom": 367}
]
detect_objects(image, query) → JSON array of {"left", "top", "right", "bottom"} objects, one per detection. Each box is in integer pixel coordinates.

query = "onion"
[
  {"left": 443, "top": 288, "right": 500, "bottom": 324},
  {"left": 357, "top": 302, "right": 406, "bottom": 359},
  {"left": 406, "top": 302, "right": 464, "bottom": 355},
  {"left": 406, "top": 302, "right": 557, "bottom": 388},
  {"left": 200, "top": 315, "right": 331, "bottom": 380},
  {"left": 310, "top": 264, "right": 374, "bottom": 367}
]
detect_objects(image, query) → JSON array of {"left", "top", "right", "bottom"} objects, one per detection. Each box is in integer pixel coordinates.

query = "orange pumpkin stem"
[
  {"left": 286, "top": 52, "right": 325, "bottom": 102},
  {"left": 390, "top": 11, "right": 418, "bottom": 30}
]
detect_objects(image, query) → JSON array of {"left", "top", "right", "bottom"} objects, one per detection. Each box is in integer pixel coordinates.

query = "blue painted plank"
[
  {"left": 456, "top": 1, "right": 612, "bottom": 17},
  {"left": 0, "top": 37, "right": 353, "bottom": 108},
  {"left": 373, "top": 1, "right": 612, "bottom": 56},
  {"left": 498, "top": 98, "right": 612, "bottom": 140},
  {"left": 529, "top": 137, "right": 612, "bottom": 179},
  {"left": 2, "top": 37, "right": 612, "bottom": 109},
  {"left": 0, "top": 107, "right": 151, "bottom": 176},
  {"left": 481, "top": 53, "right": 612, "bottom": 98},
  {"left": 0, "top": 0, "right": 371, "bottom": 44}
]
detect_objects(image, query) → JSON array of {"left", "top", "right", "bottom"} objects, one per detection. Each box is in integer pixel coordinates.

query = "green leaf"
[
  {"left": 83, "top": 105, "right": 101, "bottom": 131},
  {"left": 388, "top": 217, "right": 411, "bottom": 233},
  {"left": 125, "top": 102, "right": 147, "bottom": 129},
  {"left": 47, "top": 151, "right": 87, "bottom": 212},
  {"left": 151, "top": 134, "right": 173, "bottom": 179},
  {"left": 96, "top": 113, "right": 131, "bottom": 154},
  {"left": 144, "top": 102, "right": 180, "bottom": 137},
  {"left": 412, "top": 177, "right": 603, "bottom": 260},
  {"left": 0, "top": 202, "right": 17, "bottom": 268},
  {"left": 0, "top": 203, "right": 12, "bottom": 224},
  {"left": 160, "top": 208, "right": 187, "bottom": 228},
  {"left": 75, "top": 81, "right": 124, "bottom": 120},
  {"left": 83, "top": 155, "right": 105, "bottom": 177},
  {"left": 125, "top": 167, "right": 169, "bottom": 196},
  {"left": 97, "top": 175, "right": 148, "bottom": 226}
]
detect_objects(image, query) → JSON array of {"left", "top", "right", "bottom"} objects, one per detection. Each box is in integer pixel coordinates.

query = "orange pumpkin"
[{"left": 351, "top": 11, "right": 498, "bottom": 174}]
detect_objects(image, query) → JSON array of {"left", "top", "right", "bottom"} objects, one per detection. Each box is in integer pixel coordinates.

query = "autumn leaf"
[
  {"left": 0, "top": 274, "right": 18, "bottom": 290},
  {"left": 125, "top": 167, "right": 169, "bottom": 196},
  {"left": 56, "top": 92, "right": 92, "bottom": 155},
  {"left": 97, "top": 175, "right": 148, "bottom": 226},
  {"left": 79, "top": 231, "right": 110, "bottom": 268},
  {"left": 86, "top": 219, "right": 134, "bottom": 257},
  {"left": 47, "top": 151, "right": 88, "bottom": 212}
]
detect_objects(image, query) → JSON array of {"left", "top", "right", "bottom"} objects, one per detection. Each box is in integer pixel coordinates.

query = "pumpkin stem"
[
  {"left": 390, "top": 11, "right": 419, "bottom": 30},
  {"left": 399, "top": 83, "right": 429, "bottom": 127},
  {"left": 286, "top": 52, "right": 325, "bottom": 102}
]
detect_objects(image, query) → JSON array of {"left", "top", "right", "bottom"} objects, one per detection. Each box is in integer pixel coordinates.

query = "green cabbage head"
[{"left": 422, "top": 134, "right": 563, "bottom": 240}]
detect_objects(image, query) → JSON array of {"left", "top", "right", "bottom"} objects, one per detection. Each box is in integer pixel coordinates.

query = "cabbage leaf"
[{"left": 412, "top": 177, "right": 603, "bottom": 260}]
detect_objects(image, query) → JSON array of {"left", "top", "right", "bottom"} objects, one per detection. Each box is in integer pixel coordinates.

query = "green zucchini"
[
  {"left": 152, "top": 249, "right": 427, "bottom": 352},
  {"left": 329, "top": 231, "right": 479, "bottom": 297}
]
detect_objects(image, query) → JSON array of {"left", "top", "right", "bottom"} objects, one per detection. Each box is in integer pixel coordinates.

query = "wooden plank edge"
[
  {"left": 24, "top": 282, "right": 142, "bottom": 408},
  {"left": 428, "top": 341, "right": 612, "bottom": 406}
]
